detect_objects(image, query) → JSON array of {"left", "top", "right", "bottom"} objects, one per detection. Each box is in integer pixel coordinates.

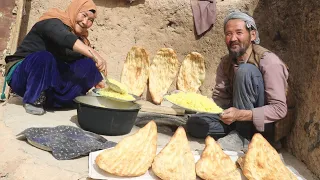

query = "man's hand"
[
  {"left": 220, "top": 107, "right": 253, "bottom": 125},
  {"left": 220, "top": 107, "right": 240, "bottom": 125}
]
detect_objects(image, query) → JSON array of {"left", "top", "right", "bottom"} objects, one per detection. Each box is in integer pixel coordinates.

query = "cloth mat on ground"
[{"left": 17, "top": 125, "right": 117, "bottom": 160}]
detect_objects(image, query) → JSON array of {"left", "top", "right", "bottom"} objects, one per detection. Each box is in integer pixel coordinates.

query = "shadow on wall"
[
  {"left": 251, "top": 0, "right": 289, "bottom": 55},
  {"left": 18, "top": 0, "right": 31, "bottom": 45},
  {"left": 93, "top": 0, "right": 146, "bottom": 8}
]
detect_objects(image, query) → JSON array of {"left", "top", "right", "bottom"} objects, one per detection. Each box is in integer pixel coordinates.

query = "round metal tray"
[
  {"left": 163, "top": 96, "right": 223, "bottom": 115},
  {"left": 92, "top": 88, "right": 140, "bottom": 102}
]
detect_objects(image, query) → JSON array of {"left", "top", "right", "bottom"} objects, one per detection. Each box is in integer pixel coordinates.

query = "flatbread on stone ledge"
[
  {"left": 95, "top": 121, "right": 157, "bottom": 177},
  {"left": 121, "top": 46, "right": 150, "bottom": 96},
  {"left": 196, "top": 136, "right": 241, "bottom": 180},
  {"left": 241, "top": 133, "right": 297, "bottom": 180},
  {"left": 152, "top": 127, "right": 196, "bottom": 180},
  {"left": 177, "top": 52, "right": 205, "bottom": 93},
  {"left": 149, "top": 48, "right": 180, "bottom": 104}
]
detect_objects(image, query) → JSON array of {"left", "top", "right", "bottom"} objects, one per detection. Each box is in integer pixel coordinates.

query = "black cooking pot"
[{"left": 74, "top": 96, "right": 141, "bottom": 136}]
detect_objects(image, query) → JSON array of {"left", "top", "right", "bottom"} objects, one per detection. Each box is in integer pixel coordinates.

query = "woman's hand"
[
  {"left": 95, "top": 81, "right": 105, "bottom": 89},
  {"left": 72, "top": 39, "right": 108, "bottom": 76},
  {"left": 92, "top": 52, "right": 107, "bottom": 76}
]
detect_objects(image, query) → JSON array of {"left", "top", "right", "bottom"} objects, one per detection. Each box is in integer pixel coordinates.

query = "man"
[{"left": 186, "top": 10, "right": 289, "bottom": 151}]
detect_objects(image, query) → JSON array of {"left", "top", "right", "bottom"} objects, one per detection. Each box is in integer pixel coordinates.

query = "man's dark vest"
[{"left": 220, "top": 44, "right": 292, "bottom": 100}]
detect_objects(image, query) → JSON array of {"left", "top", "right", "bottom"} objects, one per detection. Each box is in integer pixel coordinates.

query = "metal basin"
[{"left": 74, "top": 96, "right": 141, "bottom": 136}]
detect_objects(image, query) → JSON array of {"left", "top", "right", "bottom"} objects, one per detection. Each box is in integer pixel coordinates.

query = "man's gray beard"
[{"left": 228, "top": 47, "right": 246, "bottom": 59}]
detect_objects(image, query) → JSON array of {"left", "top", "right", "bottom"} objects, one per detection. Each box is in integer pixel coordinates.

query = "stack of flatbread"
[
  {"left": 177, "top": 52, "right": 205, "bottom": 93},
  {"left": 238, "top": 133, "right": 297, "bottom": 180},
  {"left": 152, "top": 127, "right": 196, "bottom": 180},
  {"left": 121, "top": 46, "right": 150, "bottom": 96},
  {"left": 95, "top": 121, "right": 157, "bottom": 177},
  {"left": 196, "top": 136, "right": 242, "bottom": 180},
  {"left": 149, "top": 48, "right": 180, "bottom": 104}
]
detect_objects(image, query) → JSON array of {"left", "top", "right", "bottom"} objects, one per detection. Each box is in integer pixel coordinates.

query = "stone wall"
[
  {"left": 0, "top": 0, "right": 17, "bottom": 96},
  {"left": 0, "top": 0, "right": 16, "bottom": 64}
]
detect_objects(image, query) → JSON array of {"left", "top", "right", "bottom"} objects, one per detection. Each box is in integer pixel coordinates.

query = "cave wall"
[{"left": 253, "top": 0, "right": 320, "bottom": 177}]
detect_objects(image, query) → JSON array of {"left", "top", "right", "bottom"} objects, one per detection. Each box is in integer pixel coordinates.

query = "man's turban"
[{"left": 224, "top": 10, "right": 260, "bottom": 44}]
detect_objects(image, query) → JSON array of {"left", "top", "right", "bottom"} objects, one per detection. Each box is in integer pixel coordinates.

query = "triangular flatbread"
[
  {"left": 95, "top": 121, "right": 157, "bottom": 177},
  {"left": 196, "top": 136, "right": 242, "bottom": 180},
  {"left": 121, "top": 46, "right": 150, "bottom": 96},
  {"left": 152, "top": 127, "right": 196, "bottom": 180},
  {"left": 236, "top": 156, "right": 245, "bottom": 170},
  {"left": 149, "top": 48, "right": 180, "bottom": 104},
  {"left": 177, "top": 52, "right": 205, "bottom": 93},
  {"left": 241, "top": 133, "right": 297, "bottom": 180}
]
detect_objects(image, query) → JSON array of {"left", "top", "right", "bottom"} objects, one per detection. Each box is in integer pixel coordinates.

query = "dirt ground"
[{"left": 0, "top": 96, "right": 317, "bottom": 180}]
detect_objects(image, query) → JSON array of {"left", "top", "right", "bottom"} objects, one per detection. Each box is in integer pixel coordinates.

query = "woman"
[{"left": 2, "top": 0, "right": 106, "bottom": 115}]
